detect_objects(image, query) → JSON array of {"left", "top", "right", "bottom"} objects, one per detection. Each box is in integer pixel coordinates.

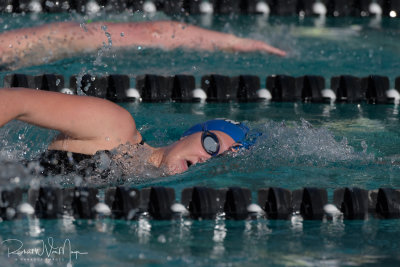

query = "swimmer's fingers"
[{"left": 229, "top": 37, "right": 287, "bottom": 56}]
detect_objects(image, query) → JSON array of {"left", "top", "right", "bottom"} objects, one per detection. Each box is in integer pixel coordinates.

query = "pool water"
[{"left": 1, "top": 11, "right": 400, "bottom": 267}]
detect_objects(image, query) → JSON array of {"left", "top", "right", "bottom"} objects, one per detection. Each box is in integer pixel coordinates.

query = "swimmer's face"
[{"left": 161, "top": 131, "right": 236, "bottom": 175}]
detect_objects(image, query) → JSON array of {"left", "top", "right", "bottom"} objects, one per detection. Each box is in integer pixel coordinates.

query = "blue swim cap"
[{"left": 182, "top": 119, "right": 253, "bottom": 148}]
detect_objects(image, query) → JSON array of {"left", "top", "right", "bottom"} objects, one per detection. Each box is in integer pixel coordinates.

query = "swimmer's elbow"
[{"left": 114, "top": 107, "right": 140, "bottom": 140}]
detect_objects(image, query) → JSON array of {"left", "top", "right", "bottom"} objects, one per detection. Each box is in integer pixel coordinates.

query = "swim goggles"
[
  {"left": 201, "top": 130, "right": 220, "bottom": 157},
  {"left": 201, "top": 127, "right": 247, "bottom": 157}
]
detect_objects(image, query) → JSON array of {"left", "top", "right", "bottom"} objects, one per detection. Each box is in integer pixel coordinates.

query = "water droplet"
[
  {"left": 127, "top": 209, "right": 137, "bottom": 220},
  {"left": 12, "top": 176, "right": 20, "bottom": 184},
  {"left": 157, "top": 234, "right": 166, "bottom": 243},
  {"left": 120, "top": 32, "right": 124, "bottom": 37},
  {"left": 138, "top": 46, "right": 142, "bottom": 50},
  {"left": 74, "top": 176, "right": 83, "bottom": 186},
  {"left": 6, "top": 208, "right": 16, "bottom": 219}
]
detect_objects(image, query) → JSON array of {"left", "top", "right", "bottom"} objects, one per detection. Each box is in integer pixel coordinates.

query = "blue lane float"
[
  {"left": 2, "top": 186, "right": 400, "bottom": 221},
  {"left": 3, "top": 73, "right": 400, "bottom": 104}
]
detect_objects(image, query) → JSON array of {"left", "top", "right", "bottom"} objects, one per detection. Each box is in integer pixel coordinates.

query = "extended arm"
[
  {"left": 0, "top": 88, "right": 141, "bottom": 154},
  {"left": 0, "top": 21, "right": 286, "bottom": 69}
]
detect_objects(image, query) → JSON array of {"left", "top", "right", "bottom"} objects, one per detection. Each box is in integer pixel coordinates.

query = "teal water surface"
[{"left": 1, "top": 11, "right": 400, "bottom": 267}]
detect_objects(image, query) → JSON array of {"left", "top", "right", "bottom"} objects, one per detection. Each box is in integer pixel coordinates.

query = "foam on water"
[{"left": 252, "top": 119, "right": 374, "bottom": 167}]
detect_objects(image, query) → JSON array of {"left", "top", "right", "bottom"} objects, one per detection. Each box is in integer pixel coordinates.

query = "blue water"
[{"left": 1, "top": 11, "right": 400, "bottom": 267}]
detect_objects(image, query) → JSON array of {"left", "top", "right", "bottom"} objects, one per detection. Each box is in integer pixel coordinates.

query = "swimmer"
[
  {"left": 0, "top": 88, "right": 251, "bottom": 176},
  {"left": 0, "top": 20, "right": 286, "bottom": 70}
]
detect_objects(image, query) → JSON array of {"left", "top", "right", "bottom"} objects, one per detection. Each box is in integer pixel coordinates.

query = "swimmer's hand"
[{"left": 222, "top": 35, "right": 287, "bottom": 56}]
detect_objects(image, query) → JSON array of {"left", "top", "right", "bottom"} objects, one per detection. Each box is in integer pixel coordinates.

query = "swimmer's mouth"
[{"left": 186, "top": 161, "right": 193, "bottom": 168}]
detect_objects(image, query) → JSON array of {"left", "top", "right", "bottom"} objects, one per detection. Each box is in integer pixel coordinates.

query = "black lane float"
[
  {"left": 1, "top": 186, "right": 400, "bottom": 221},
  {"left": 3, "top": 73, "right": 400, "bottom": 104},
  {"left": 1, "top": 0, "right": 399, "bottom": 17}
]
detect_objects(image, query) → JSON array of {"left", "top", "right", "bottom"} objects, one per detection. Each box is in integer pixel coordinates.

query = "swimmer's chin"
[{"left": 164, "top": 160, "right": 191, "bottom": 175}]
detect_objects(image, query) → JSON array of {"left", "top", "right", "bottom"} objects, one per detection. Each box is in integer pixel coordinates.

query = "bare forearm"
[
  {"left": 106, "top": 21, "right": 286, "bottom": 54},
  {"left": 0, "top": 20, "right": 285, "bottom": 69},
  {"left": 0, "top": 88, "right": 27, "bottom": 126},
  {"left": 0, "top": 22, "right": 103, "bottom": 69}
]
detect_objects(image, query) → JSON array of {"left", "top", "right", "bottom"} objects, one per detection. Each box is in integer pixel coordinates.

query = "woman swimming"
[
  {"left": 0, "top": 20, "right": 286, "bottom": 70},
  {"left": 0, "top": 88, "right": 251, "bottom": 177}
]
